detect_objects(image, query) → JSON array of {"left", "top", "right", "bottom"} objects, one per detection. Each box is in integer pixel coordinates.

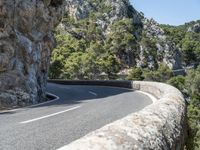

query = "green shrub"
[
  {"left": 127, "top": 67, "right": 143, "bottom": 80},
  {"left": 143, "top": 64, "right": 173, "bottom": 82},
  {"left": 167, "top": 75, "right": 185, "bottom": 92}
]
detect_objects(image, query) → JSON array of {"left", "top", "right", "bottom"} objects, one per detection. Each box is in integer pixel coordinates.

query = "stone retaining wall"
[{"left": 54, "top": 81, "right": 186, "bottom": 150}]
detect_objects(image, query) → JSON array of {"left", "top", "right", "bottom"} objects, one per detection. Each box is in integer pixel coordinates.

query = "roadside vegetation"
[
  {"left": 128, "top": 20, "right": 200, "bottom": 149},
  {"left": 128, "top": 65, "right": 200, "bottom": 150},
  {"left": 49, "top": 17, "right": 136, "bottom": 80},
  {"left": 160, "top": 21, "right": 200, "bottom": 150},
  {"left": 49, "top": 15, "right": 200, "bottom": 149},
  {"left": 160, "top": 20, "right": 200, "bottom": 65}
]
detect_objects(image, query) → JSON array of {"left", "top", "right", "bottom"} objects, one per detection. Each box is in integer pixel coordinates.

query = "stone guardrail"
[{"left": 49, "top": 80, "right": 187, "bottom": 150}]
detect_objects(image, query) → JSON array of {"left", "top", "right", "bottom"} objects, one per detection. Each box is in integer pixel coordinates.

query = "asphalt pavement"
[{"left": 0, "top": 83, "right": 152, "bottom": 150}]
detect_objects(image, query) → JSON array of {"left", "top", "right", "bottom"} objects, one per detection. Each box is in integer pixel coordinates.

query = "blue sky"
[{"left": 130, "top": 0, "right": 200, "bottom": 26}]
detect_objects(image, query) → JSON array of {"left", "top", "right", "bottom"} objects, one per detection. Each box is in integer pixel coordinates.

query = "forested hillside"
[
  {"left": 49, "top": 0, "right": 182, "bottom": 80},
  {"left": 161, "top": 20, "right": 200, "bottom": 65},
  {"left": 162, "top": 20, "right": 200, "bottom": 150}
]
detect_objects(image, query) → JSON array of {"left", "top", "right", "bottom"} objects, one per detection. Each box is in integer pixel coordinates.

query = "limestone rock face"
[
  {"left": 188, "top": 23, "right": 200, "bottom": 33},
  {"left": 65, "top": 0, "right": 141, "bottom": 22},
  {"left": 64, "top": 0, "right": 142, "bottom": 35},
  {"left": 61, "top": 0, "right": 182, "bottom": 70},
  {"left": 137, "top": 18, "right": 182, "bottom": 70},
  {"left": 0, "top": 0, "right": 64, "bottom": 109}
]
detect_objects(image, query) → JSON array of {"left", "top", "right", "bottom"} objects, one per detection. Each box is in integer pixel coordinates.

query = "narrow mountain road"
[{"left": 0, "top": 83, "right": 152, "bottom": 150}]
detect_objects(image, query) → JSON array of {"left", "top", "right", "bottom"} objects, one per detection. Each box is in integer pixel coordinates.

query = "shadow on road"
[
  {"left": 31, "top": 83, "right": 134, "bottom": 108},
  {"left": 0, "top": 111, "right": 16, "bottom": 115},
  {"left": 0, "top": 83, "right": 134, "bottom": 114}
]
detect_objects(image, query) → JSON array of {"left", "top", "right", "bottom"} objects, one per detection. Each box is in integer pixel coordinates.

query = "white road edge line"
[
  {"left": 56, "top": 90, "right": 157, "bottom": 150},
  {"left": 29, "top": 92, "right": 60, "bottom": 108},
  {"left": 89, "top": 91, "right": 98, "bottom": 96},
  {"left": 135, "top": 90, "right": 157, "bottom": 103},
  {"left": 20, "top": 105, "right": 81, "bottom": 124},
  {"left": 57, "top": 145, "right": 70, "bottom": 150},
  {"left": 0, "top": 92, "right": 60, "bottom": 114}
]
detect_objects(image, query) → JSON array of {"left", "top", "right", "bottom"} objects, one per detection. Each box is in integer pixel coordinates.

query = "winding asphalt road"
[{"left": 0, "top": 83, "right": 152, "bottom": 150}]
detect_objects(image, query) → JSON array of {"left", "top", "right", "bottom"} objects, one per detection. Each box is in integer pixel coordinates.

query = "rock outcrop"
[
  {"left": 188, "top": 23, "right": 200, "bottom": 33},
  {"left": 58, "top": 0, "right": 182, "bottom": 70},
  {"left": 137, "top": 18, "right": 182, "bottom": 70},
  {"left": 65, "top": 0, "right": 142, "bottom": 26},
  {"left": 0, "top": 0, "right": 64, "bottom": 109}
]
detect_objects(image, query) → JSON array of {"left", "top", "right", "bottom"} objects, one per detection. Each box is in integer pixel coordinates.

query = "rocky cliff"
[
  {"left": 55, "top": 0, "right": 182, "bottom": 71},
  {"left": 0, "top": 0, "right": 64, "bottom": 109},
  {"left": 188, "top": 23, "right": 200, "bottom": 33},
  {"left": 138, "top": 18, "right": 182, "bottom": 70},
  {"left": 161, "top": 20, "right": 200, "bottom": 66},
  {"left": 60, "top": 0, "right": 143, "bottom": 67}
]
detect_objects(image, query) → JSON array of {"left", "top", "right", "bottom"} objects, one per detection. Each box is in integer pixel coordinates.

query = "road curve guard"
[{"left": 49, "top": 80, "right": 186, "bottom": 150}]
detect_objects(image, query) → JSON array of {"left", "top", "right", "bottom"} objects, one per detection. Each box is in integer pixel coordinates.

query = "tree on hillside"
[
  {"left": 97, "top": 53, "right": 121, "bottom": 79},
  {"left": 167, "top": 75, "right": 185, "bottom": 92},
  {"left": 143, "top": 64, "right": 173, "bottom": 82},
  {"left": 127, "top": 67, "right": 143, "bottom": 80},
  {"left": 185, "top": 66, "right": 200, "bottom": 150},
  {"left": 106, "top": 19, "right": 138, "bottom": 67},
  {"left": 49, "top": 60, "right": 63, "bottom": 79}
]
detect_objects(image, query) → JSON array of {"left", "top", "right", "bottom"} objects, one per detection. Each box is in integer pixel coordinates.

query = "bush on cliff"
[
  {"left": 127, "top": 67, "right": 143, "bottom": 80},
  {"left": 185, "top": 67, "right": 200, "bottom": 150},
  {"left": 167, "top": 66, "right": 200, "bottom": 150}
]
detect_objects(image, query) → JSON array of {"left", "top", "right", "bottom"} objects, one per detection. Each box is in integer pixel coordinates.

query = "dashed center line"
[
  {"left": 89, "top": 91, "right": 98, "bottom": 96},
  {"left": 20, "top": 106, "right": 81, "bottom": 124}
]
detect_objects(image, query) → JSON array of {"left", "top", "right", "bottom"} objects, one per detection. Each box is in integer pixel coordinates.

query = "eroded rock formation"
[
  {"left": 0, "top": 0, "right": 64, "bottom": 108},
  {"left": 137, "top": 18, "right": 182, "bottom": 70},
  {"left": 58, "top": 0, "right": 182, "bottom": 70},
  {"left": 188, "top": 23, "right": 200, "bottom": 33}
]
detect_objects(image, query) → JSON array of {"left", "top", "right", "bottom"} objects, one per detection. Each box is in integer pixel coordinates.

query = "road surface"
[{"left": 0, "top": 83, "right": 152, "bottom": 150}]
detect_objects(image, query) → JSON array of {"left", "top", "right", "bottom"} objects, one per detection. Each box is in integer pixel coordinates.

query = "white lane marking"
[
  {"left": 89, "top": 91, "right": 97, "bottom": 96},
  {"left": 0, "top": 108, "right": 20, "bottom": 114},
  {"left": 20, "top": 106, "right": 81, "bottom": 124},
  {"left": 56, "top": 91, "right": 157, "bottom": 150},
  {"left": 136, "top": 90, "right": 157, "bottom": 103},
  {"left": 57, "top": 145, "right": 70, "bottom": 150}
]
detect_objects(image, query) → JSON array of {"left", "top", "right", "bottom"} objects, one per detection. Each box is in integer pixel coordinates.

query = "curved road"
[{"left": 0, "top": 83, "right": 152, "bottom": 150}]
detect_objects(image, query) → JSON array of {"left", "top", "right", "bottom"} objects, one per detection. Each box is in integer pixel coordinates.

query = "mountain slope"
[
  {"left": 161, "top": 20, "right": 200, "bottom": 65},
  {"left": 50, "top": 0, "right": 182, "bottom": 79}
]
